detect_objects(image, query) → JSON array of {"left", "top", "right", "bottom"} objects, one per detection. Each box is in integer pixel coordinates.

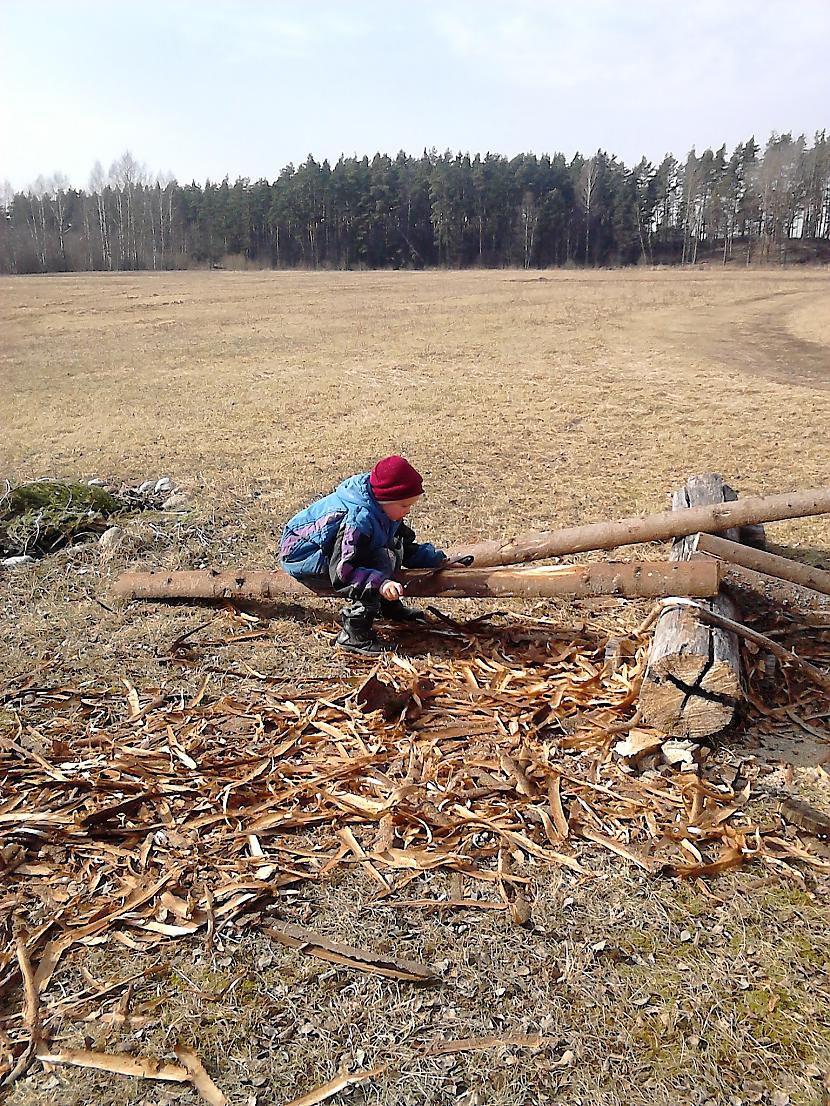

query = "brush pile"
[{"left": 2, "top": 607, "right": 829, "bottom": 1085}]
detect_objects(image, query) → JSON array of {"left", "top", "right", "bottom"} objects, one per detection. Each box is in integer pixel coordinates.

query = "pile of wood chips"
[{"left": 1, "top": 608, "right": 829, "bottom": 1095}]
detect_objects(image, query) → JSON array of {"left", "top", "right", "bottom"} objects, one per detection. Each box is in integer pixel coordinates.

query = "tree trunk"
[
  {"left": 112, "top": 560, "right": 719, "bottom": 603},
  {"left": 694, "top": 532, "right": 830, "bottom": 597},
  {"left": 639, "top": 475, "right": 744, "bottom": 739},
  {"left": 449, "top": 486, "right": 830, "bottom": 568},
  {"left": 83, "top": 202, "right": 94, "bottom": 270}
]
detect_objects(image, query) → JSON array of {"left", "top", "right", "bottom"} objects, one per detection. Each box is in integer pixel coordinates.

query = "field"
[{"left": 2, "top": 268, "right": 830, "bottom": 1106}]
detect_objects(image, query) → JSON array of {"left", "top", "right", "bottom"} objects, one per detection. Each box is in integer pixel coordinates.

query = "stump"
[{"left": 640, "top": 475, "right": 744, "bottom": 738}]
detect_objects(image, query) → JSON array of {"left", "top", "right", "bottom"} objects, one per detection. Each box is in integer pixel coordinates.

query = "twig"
[{"left": 426, "top": 607, "right": 508, "bottom": 633}]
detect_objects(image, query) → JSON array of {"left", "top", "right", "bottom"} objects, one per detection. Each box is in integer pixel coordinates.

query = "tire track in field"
[{"left": 629, "top": 284, "right": 830, "bottom": 389}]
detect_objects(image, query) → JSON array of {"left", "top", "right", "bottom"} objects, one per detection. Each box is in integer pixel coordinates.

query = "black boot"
[
  {"left": 335, "top": 609, "right": 384, "bottom": 656},
  {"left": 380, "top": 598, "right": 426, "bottom": 623}
]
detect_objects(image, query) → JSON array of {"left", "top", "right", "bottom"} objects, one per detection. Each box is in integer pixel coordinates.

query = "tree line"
[{"left": 2, "top": 132, "right": 828, "bottom": 274}]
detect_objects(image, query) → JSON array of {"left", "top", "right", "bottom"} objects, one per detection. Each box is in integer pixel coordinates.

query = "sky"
[{"left": 1, "top": 0, "right": 829, "bottom": 192}]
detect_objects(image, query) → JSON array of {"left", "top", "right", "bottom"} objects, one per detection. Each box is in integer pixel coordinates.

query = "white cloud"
[
  {"left": 165, "top": 1, "right": 372, "bottom": 60},
  {"left": 430, "top": 0, "right": 830, "bottom": 96},
  {"left": 427, "top": 0, "right": 830, "bottom": 160}
]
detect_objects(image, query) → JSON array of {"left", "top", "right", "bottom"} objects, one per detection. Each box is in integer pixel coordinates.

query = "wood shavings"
[
  {"left": 0, "top": 938, "right": 41, "bottom": 1089},
  {"left": 1, "top": 610, "right": 827, "bottom": 1083}
]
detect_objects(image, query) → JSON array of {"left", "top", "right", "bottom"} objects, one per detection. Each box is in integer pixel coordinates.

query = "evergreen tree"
[{"left": 2, "top": 130, "right": 828, "bottom": 275}]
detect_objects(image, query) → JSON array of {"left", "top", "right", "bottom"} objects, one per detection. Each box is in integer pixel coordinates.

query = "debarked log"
[
  {"left": 449, "top": 486, "right": 830, "bottom": 568},
  {"left": 112, "top": 560, "right": 719, "bottom": 603},
  {"left": 640, "top": 475, "right": 744, "bottom": 739}
]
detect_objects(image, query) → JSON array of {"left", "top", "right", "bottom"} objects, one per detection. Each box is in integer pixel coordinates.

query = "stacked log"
[
  {"left": 694, "top": 532, "right": 830, "bottom": 597},
  {"left": 450, "top": 487, "right": 830, "bottom": 567},
  {"left": 639, "top": 475, "right": 745, "bottom": 739},
  {"left": 113, "top": 481, "right": 830, "bottom": 747}
]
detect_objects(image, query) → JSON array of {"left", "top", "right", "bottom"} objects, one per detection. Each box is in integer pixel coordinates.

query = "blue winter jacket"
[{"left": 280, "top": 473, "right": 445, "bottom": 596}]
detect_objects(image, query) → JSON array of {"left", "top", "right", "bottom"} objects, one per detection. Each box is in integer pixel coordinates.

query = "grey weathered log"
[
  {"left": 112, "top": 560, "right": 719, "bottom": 603},
  {"left": 717, "top": 561, "right": 830, "bottom": 613},
  {"left": 449, "top": 486, "right": 830, "bottom": 567},
  {"left": 694, "top": 532, "right": 830, "bottom": 597},
  {"left": 640, "top": 475, "right": 744, "bottom": 739}
]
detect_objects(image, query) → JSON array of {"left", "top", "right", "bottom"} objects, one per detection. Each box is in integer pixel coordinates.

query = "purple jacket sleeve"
[{"left": 328, "top": 519, "right": 388, "bottom": 597}]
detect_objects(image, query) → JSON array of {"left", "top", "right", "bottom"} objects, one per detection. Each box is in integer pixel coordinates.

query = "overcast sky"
[{"left": 2, "top": 0, "right": 828, "bottom": 191}]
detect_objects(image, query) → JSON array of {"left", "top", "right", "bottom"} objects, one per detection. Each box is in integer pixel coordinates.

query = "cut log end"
[{"left": 640, "top": 675, "right": 739, "bottom": 739}]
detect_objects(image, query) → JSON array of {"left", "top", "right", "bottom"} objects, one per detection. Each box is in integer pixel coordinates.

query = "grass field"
[{"left": 2, "top": 268, "right": 830, "bottom": 1106}]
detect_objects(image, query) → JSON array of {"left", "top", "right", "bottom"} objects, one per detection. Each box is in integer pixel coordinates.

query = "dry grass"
[{"left": 2, "top": 267, "right": 830, "bottom": 1105}]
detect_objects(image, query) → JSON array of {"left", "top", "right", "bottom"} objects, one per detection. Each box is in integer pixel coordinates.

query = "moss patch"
[{"left": 0, "top": 480, "right": 129, "bottom": 557}]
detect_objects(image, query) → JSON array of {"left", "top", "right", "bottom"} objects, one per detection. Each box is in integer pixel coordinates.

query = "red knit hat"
[{"left": 369, "top": 456, "right": 424, "bottom": 501}]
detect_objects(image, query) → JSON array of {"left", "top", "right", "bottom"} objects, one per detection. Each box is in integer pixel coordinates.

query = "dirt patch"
[{"left": 626, "top": 280, "right": 830, "bottom": 389}]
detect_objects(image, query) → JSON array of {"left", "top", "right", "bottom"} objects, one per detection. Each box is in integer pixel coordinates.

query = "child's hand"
[{"left": 380, "top": 580, "right": 404, "bottom": 601}]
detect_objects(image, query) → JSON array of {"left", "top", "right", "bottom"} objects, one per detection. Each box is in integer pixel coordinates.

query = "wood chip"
[
  {"left": 282, "top": 1065, "right": 387, "bottom": 1106},
  {"left": 266, "top": 923, "right": 437, "bottom": 983},
  {"left": 614, "top": 728, "right": 664, "bottom": 759},
  {"left": 174, "top": 1044, "right": 227, "bottom": 1106},
  {"left": 779, "top": 797, "right": 830, "bottom": 837}
]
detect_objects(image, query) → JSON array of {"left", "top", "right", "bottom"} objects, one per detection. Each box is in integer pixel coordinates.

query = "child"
[{"left": 280, "top": 456, "right": 470, "bottom": 655}]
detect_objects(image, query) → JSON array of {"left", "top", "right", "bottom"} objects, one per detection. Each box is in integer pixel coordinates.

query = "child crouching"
[{"left": 280, "top": 456, "right": 467, "bottom": 656}]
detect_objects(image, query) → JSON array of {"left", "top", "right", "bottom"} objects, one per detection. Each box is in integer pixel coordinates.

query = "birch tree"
[{"left": 578, "top": 154, "right": 598, "bottom": 263}]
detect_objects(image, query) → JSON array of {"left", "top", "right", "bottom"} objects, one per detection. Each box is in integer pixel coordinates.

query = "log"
[
  {"left": 640, "top": 475, "right": 744, "bottom": 739},
  {"left": 717, "top": 561, "right": 830, "bottom": 613},
  {"left": 449, "top": 486, "right": 830, "bottom": 567},
  {"left": 111, "top": 561, "right": 719, "bottom": 603},
  {"left": 694, "top": 532, "right": 830, "bottom": 597}
]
